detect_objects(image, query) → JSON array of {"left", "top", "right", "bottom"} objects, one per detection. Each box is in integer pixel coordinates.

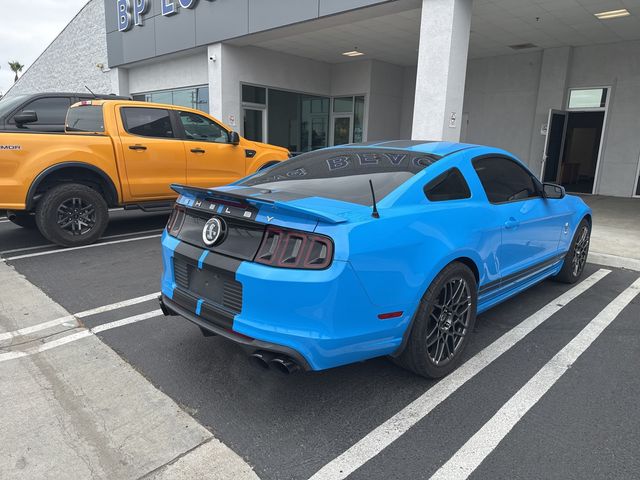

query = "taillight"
[
  {"left": 166, "top": 206, "right": 185, "bottom": 236},
  {"left": 255, "top": 226, "right": 333, "bottom": 270}
]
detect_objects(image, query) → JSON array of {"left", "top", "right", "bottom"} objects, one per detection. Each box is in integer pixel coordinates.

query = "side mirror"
[
  {"left": 543, "top": 182, "right": 565, "bottom": 199},
  {"left": 229, "top": 131, "right": 240, "bottom": 145},
  {"left": 14, "top": 110, "right": 38, "bottom": 125}
]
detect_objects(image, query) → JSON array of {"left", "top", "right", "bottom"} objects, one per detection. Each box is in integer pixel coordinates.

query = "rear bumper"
[
  {"left": 160, "top": 231, "right": 415, "bottom": 371},
  {"left": 159, "top": 294, "right": 311, "bottom": 371}
]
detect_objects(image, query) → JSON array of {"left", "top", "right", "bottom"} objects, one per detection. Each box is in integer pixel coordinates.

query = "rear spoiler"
[{"left": 170, "top": 184, "right": 347, "bottom": 225}]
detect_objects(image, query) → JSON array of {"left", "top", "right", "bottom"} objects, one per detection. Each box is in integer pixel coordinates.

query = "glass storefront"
[
  {"left": 241, "top": 84, "right": 364, "bottom": 153},
  {"left": 132, "top": 85, "right": 209, "bottom": 113}
]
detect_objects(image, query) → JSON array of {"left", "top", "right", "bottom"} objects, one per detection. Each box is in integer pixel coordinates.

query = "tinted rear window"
[
  {"left": 240, "top": 148, "right": 440, "bottom": 205},
  {"left": 66, "top": 105, "right": 104, "bottom": 132}
]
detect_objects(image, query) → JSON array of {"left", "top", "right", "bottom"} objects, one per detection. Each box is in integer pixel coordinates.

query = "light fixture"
[
  {"left": 594, "top": 9, "right": 630, "bottom": 20},
  {"left": 342, "top": 49, "right": 365, "bottom": 57}
]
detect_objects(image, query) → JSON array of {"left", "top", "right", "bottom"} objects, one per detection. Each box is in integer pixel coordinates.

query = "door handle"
[
  {"left": 190, "top": 148, "right": 206, "bottom": 154},
  {"left": 504, "top": 217, "right": 520, "bottom": 229},
  {"left": 129, "top": 144, "right": 147, "bottom": 151}
]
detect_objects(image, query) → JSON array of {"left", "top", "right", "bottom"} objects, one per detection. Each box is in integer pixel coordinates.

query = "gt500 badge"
[
  {"left": 202, "top": 216, "right": 226, "bottom": 246},
  {"left": 0, "top": 145, "right": 21, "bottom": 150}
]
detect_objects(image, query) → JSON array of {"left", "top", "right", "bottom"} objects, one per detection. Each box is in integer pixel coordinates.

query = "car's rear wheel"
[
  {"left": 6, "top": 211, "right": 37, "bottom": 229},
  {"left": 396, "top": 262, "right": 477, "bottom": 378},
  {"left": 35, "top": 183, "right": 109, "bottom": 247},
  {"left": 554, "top": 218, "right": 591, "bottom": 284}
]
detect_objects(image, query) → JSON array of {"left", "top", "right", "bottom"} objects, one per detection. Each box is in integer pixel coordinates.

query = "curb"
[{"left": 588, "top": 252, "right": 640, "bottom": 272}]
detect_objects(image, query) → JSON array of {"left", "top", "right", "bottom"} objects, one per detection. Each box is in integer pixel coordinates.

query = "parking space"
[{"left": 1, "top": 214, "right": 639, "bottom": 480}]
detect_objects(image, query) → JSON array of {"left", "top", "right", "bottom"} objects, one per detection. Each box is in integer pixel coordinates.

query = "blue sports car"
[{"left": 159, "top": 141, "right": 591, "bottom": 378}]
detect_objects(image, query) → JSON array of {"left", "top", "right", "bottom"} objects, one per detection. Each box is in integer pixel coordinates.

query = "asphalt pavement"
[{"left": 0, "top": 210, "right": 638, "bottom": 480}]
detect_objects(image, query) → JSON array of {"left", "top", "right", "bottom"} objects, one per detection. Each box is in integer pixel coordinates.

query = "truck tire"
[
  {"left": 6, "top": 211, "right": 37, "bottom": 229},
  {"left": 35, "top": 183, "right": 109, "bottom": 247}
]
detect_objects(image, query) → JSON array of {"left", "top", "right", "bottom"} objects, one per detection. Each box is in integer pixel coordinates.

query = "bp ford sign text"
[{"left": 117, "top": 0, "right": 216, "bottom": 31}]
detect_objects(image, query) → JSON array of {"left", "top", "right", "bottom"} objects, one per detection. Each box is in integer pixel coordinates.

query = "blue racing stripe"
[
  {"left": 198, "top": 250, "right": 209, "bottom": 269},
  {"left": 195, "top": 298, "right": 204, "bottom": 316}
]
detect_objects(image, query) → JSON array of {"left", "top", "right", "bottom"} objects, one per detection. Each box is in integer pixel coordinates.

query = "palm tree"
[{"left": 8, "top": 61, "right": 24, "bottom": 83}]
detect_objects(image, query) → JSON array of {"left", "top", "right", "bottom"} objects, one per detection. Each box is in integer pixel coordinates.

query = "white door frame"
[
  {"left": 565, "top": 86, "right": 611, "bottom": 195},
  {"left": 541, "top": 109, "right": 568, "bottom": 181},
  {"left": 633, "top": 152, "right": 640, "bottom": 198},
  {"left": 330, "top": 114, "right": 353, "bottom": 146}
]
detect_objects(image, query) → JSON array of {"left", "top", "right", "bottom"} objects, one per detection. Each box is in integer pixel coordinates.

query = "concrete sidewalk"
[
  {"left": 580, "top": 195, "right": 640, "bottom": 271},
  {"left": 0, "top": 262, "right": 259, "bottom": 480}
]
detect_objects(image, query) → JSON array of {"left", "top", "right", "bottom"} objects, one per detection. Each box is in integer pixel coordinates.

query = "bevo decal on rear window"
[{"left": 240, "top": 148, "right": 441, "bottom": 206}]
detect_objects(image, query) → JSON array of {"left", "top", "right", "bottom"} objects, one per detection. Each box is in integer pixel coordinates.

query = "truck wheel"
[
  {"left": 35, "top": 184, "right": 109, "bottom": 247},
  {"left": 6, "top": 211, "right": 37, "bottom": 229}
]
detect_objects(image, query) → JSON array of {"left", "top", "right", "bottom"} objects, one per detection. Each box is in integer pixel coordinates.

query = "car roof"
[{"left": 337, "top": 140, "right": 482, "bottom": 157}]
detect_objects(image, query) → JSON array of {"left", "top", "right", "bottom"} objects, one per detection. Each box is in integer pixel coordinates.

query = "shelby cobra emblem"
[{"left": 202, "top": 216, "right": 225, "bottom": 246}]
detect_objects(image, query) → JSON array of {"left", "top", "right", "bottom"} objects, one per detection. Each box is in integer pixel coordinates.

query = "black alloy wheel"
[
  {"left": 555, "top": 218, "right": 591, "bottom": 284},
  {"left": 56, "top": 197, "right": 96, "bottom": 236},
  {"left": 35, "top": 183, "right": 109, "bottom": 247},
  {"left": 425, "top": 277, "right": 472, "bottom": 367},
  {"left": 396, "top": 261, "right": 477, "bottom": 378}
]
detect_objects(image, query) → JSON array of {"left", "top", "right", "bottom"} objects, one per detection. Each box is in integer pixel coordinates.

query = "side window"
[
  {"left": 473, "top": 156, "right": 539, "bottom": 203},
  {"left": 424, "top": 168, "right": 471, "bottom": 201},
  {"left": 121, "top": 107, "right": 174, "bottom": 138},
  {"left": 178, "top": 111, "right": 228, "bottom": 143},
  {"left": 11, "top": 97, "right": 71, "bottom": 125}
]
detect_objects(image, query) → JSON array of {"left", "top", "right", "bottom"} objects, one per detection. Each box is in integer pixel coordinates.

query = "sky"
[{"left": 0, "top": 0, "right": 88, "bottom": 96}]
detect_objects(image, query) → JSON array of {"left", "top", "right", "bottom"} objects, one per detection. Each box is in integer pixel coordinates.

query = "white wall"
[
  {"left": 462, "top": 51, "right": 542, "bottom": 164},
  {"left": 217, "top": 45, "right": 332, "bottom": 130},
  {"left": 4, "top": 0, "right": 114, "bottom": 97},
  {"left": 367, "top": 60, "right": 404, "bottom": 141},
  {"left": 400, "top": 66, "right": 416, "bottom": 138},
  {"left": 127, "top": 53, "right": 209, "bottom": 94}
]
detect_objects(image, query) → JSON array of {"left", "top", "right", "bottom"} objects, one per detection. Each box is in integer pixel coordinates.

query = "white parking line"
[
  {"left": 308, "top": 268, "right": 611, "bottom": 480},
  {"left": 0, "top": 292, "right": 160, "bottom": 341},
  {"left": 0, "top": 310, "right": 162, "bottom": 363},
  {"left": 431, "top": 276, "right": 640, "bottom": 480},
  {"left": 2, "top": 233, "right": 161, "bottom": 261},
  {"left": 0, "top": 228, "right": 164, "bottom": 256}
]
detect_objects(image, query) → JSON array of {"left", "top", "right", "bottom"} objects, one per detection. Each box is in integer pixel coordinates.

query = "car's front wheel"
[
  {"left": 35, "top": 183, "right": 109, "bottom": 247},
  {"left": 396, "top": 262, "right": 477, "bottom": 378},
  {"left": 554, "top": 218, "right": 591, "bottom": 284}
]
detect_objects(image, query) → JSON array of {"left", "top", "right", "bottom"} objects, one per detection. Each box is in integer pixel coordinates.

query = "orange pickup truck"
[{"left": 0, "top": 100, "right": 289, "bottom": 246}]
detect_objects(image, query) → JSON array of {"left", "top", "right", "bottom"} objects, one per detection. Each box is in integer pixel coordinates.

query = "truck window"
[
  {"left": 178, "top": 111, "right": 228, "bottom": 143},
  {"left": 66, "top": 105, "right": 105, "bottom": 133},
  {"left": 121, "top": 107, "right": 175, "bottom": 139},
  {"left": 10, "top": 97, "right": 71, "bottom": 125}
]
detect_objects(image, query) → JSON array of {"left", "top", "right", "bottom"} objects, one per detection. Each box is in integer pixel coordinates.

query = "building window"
[
  {"left": 241, "top": 83, "right": 365, "bottom": 153},
  {"left": 132, "top": 85, "right": 209, "bottom": 113},
  {"left": 568, "top": 88, "right": 607, "bottom": 109}
]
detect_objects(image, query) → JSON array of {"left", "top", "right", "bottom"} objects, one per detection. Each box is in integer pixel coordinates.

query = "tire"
[
  {"left": 396, "top": 262, "right": 477, "bottom": 378},
  {"left": 554, "top": 218, "right": 591, "bottom": 284},
  {"left": 6, "top": 211, "right": 37, "bottom": 229},
  {"left": 35, "top": 183, "right": 109, "bottom": 247}
]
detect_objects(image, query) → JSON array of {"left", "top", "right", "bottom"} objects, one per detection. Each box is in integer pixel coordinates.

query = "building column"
[
  {"left": 412, "top": 0, "right": 472, "bottom": 141},
  {"left": 108, "top": 67, "right": 129, "bottom": 96},
  {"left": 207, "top": 43, "right": 223, "bottom": 120}
]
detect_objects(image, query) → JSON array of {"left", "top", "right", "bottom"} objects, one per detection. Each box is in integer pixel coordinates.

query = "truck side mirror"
[
  {"left": 543, "top": 182, "right": 565, "bottom": 199},
  {"left": 14, "top": 110, "right": 38, "bottom": 125},
  {"left": 229, "top": 131, "right": 240, "bottom": 145}
]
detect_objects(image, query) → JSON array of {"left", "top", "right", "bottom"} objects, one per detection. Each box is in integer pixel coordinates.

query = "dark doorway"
[{"left": 543, "top": 110, "right": 604, "bottom": 193}]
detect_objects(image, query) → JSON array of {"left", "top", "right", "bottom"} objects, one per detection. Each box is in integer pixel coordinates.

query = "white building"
[{"left": 6, "top": 0, "right": 640, "bottom": 198}]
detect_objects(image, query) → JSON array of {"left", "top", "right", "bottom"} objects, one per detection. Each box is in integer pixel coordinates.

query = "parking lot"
[{"left": 1, "top": 210, "right": 639, "bottom": 480}]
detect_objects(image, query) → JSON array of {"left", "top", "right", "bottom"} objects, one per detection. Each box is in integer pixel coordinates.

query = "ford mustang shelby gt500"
[{"left": 159, "top": 141, "right": 591, "bottom": 378}]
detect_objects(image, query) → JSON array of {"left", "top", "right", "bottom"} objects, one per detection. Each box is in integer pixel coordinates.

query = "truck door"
[
  {"left": 119, "top": 106, "right": 186, "bottom": 199},
  {"left": 176, "top": 110, "right": 245, "bottom": 188}
]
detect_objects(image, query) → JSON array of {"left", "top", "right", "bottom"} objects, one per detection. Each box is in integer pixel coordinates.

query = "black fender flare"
[{"left": 26, "top": 162, "right": 119, "bottom": 210}]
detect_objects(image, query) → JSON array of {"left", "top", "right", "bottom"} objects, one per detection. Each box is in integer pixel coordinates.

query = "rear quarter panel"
[{"left": 0, "top": 131, "right": 120, "bottom": 210}]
